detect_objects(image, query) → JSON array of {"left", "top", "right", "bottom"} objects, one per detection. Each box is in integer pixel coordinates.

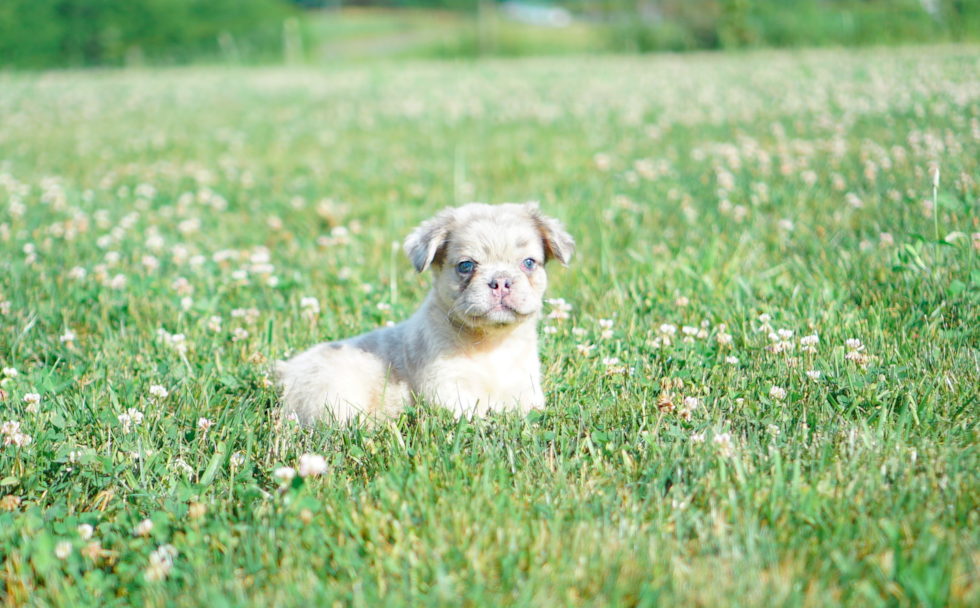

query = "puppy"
[{"left": 277, "top": 202, "right": 575, "bottom": 425}]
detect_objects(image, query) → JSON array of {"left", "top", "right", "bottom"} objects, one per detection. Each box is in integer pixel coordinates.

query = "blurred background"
[{"left": 1, "top": 0, "right": 978, "bottom": 69}]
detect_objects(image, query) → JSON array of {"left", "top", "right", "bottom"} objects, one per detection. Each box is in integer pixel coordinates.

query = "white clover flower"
[
  {"left": 800, "top": 334, "right": 819, "bottom": 352},
  {"left": 542, "top": 326, "right": 557, "bottom": 335},
  {"left": 299, "top": 297, "right": 320, "bottom": 316},
  {"left": 678, "top": 396, "right": 699, "bottom": 421},
  {"left": 108, "top": 274, "right": 127, "bottom": 290},
  {"left": 659, "top": 323, "right": 677, "bottom": 335},
  {"left": 60, "top": 330, "right": 76, "bottom": 344},
  {"left": 777, "top": 328, "right": 794, "bottom": 340},
  {"left": 230, "top": 452, "right": 245, "bottom": 467},
  {"left": 173, "top": 458, "right": 194, "bottom": 476},
  {"left": 172, "top": 277, "right": 193, "bottom": 296},
  {"left": 22, "top": 393, "right": 39, "bottom": 414},
  {"left": 297, "top": 453, "right": 328, "bottom": 478},
  {"left": 681, "top": 325, "right": 698, "bottom": 336},
  {"left": 134, "top": 519, "right": 154, "bottom": 537},
  {"left": 145, "top": 237, "right": 165, "bottom": 253},
  {"left": 2, "top": 367, "right": 18, "bottom": 378},
  {"left": 599, "top": 321, "right": 614, "bottom": 339},
  {"left": 5, "top": 433, "right": 32, "bottom": 448},
  {"left": 689, "top": 432, "right": 705, "bottom": 444},
  {"left": 716, "top": 332, "right": 733, "bottom": 346},
  {"left": 601, "top": 357, "right": 620, "bottom": 366},
  {"left": 806, "top": 370, "right": 822, "bottom": 380},
  {"left": 844, "top": 338, "right": 870, "bottom": 367},
  {"left": 725, "top": 356, "right": 739, "bottom": 365},
  {"left": 149, "top": 385, "right": 169, "bottom": 399},
  {"left": 67, "top": 266, "right": 87, "bottom": 280},
  {"left": 274, "top": 466, "right": 297, "bottom": 484},
  {"left": 144, "top": 544, "right": 177, "bottom": 582},
  {"left": 546, "top": 298, "right": 572, "bottom": 320},
  {"left": 232, "top": 328, "right": 249, "bottom": 342},
  {"left": 157, "top": 544, "right": 178, "bottom": 562},
  {"left": 1, "top": 421, "right": 21, "bottom": 436},
  {"left": 576, "top": 343, "right": 595, "bottom": 357},
  {"left": 769, "top": 386, "right": 787, "bottom": 400},
  {"left": 713, "top": 432, "right": 734, "bottom": 458},
  {"left": 77, "top": 524, "right": 94, "bottom": 540},
  {"left": 207, "top": 316, "right": 222, "bottom": 332},
  {"left": 55, "top": 541, "right": 72, "bottom": 560},
  {"left": 767, "top": 424, "right": 781, "bottom": 437},
  {"left": 593, "top": 152, "right": 611, "bottom": 171},
  {"left": 197, "top": 418, "right": 213, "bottom": 432},
  {"left": 118, "top": 408, "right": 144, "bottom": 434}
]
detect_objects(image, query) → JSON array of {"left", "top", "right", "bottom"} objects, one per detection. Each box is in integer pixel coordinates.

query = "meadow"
[{"left": 1, "top": 45, "right": 979, "bottom": 605}]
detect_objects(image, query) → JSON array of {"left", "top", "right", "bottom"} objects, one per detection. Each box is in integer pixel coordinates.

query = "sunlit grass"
[{"left": 0, "top": 45, "right": 979, "bottom": 605}]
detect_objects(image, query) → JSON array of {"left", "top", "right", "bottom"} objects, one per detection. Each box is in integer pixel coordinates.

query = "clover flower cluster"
[
  {"left": 1, "top": 420, "right": 32, "bottom": 448},
  {"left": 117, "top": 408, "right": 144, "bottom": 434},
  {"left": 144, "top": 544, "right": 178, "bottom": 582}
]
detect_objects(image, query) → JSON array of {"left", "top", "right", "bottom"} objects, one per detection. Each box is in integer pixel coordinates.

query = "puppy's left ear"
[
  {"left": 525, "top": 202, "right": 575, "bottom": 266},
  {"left": 403, "top": 207, "right": 455, "bottom": 272}
]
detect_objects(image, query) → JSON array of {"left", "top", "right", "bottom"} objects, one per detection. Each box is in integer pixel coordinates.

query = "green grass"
[{"left": 1, "top": 45, "right": 979, "bottom": 606}]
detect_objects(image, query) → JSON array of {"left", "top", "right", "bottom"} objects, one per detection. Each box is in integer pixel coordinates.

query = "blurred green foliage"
[
  {"left": 0, "top": 0, "right": 292, "bottom": 68},
  {"left": 0, "top": 0, "right": 978, "bottom": 69},
  {"left": 605, "top": 0, "right": 980, "bottom": 53}
]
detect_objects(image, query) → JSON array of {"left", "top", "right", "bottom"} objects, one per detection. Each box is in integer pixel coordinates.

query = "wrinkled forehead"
[{"left": 447, "top": 214, "right": 544, "bottom": 262}]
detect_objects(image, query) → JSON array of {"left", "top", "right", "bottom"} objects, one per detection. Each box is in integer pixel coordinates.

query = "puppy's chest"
[{"left": 435, "top": 343, "right": 540, "bottom": 399}]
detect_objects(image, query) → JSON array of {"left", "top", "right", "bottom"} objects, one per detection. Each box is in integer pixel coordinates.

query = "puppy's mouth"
[{"left": 473, "top": 298, "right": 535, "bottom": 325}]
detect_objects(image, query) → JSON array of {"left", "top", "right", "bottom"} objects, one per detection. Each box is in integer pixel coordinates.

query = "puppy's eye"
[
  {"left": 522, "top": 258, "right": 537, "bottom": 271},
  {"left": 456, "top": 260, "right": 474, "bottom": 274}
]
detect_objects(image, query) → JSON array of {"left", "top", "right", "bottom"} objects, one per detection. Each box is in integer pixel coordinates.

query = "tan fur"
[{"left": 277, "top": 202, "right": 575, "bottom": 425}]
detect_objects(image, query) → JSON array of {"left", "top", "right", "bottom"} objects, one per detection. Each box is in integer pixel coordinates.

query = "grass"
[{"left": 1, "top": 45, "right": 979, "bottom": 606}]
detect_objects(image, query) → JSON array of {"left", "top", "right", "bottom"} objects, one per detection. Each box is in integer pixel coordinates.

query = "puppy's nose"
[{"left": 488, "top": 276, "right": 512, "bottom": 294}]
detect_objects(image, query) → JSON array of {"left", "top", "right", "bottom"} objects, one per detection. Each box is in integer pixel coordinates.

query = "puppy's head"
[{"left": 404, "top": 202, "right": 574, "bottom": 330}]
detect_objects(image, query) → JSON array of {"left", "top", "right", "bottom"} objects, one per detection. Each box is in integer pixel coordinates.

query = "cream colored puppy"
[{"left": 277, "top": 202, "right": 574, "bottom": 425}]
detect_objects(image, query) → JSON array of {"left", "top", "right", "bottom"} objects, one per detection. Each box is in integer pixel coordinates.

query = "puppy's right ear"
[{"left": 403, "top": 207, "right": 455, "bottom": 272}]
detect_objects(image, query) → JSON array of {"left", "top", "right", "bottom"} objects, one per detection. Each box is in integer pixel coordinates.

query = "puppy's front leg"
[{"left": 429, "top": 385, "right": 487, "bottom": 420}]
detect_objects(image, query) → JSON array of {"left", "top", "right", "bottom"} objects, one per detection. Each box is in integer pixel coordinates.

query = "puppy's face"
[{"left": 404, "top": 203, "right": 575, "bottom": 330}]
